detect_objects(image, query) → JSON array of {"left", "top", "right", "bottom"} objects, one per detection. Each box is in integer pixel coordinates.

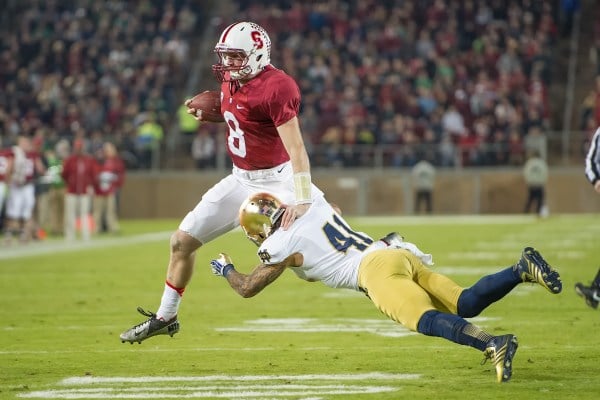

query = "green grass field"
[{"left": 2, "top": 214, "right": 600, "bottom": 400}]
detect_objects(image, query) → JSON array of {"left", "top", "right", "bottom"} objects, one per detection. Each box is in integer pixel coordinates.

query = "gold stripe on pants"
[{"left": 357, "top": 249, "right": 464, "bottom": 331}]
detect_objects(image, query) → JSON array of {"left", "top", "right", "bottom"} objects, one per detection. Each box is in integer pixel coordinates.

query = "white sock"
[{"left": 156, "top": 283, "right": 182, "bottom": 321}]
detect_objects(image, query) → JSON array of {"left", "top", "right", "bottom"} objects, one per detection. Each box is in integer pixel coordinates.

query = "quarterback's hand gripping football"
[
  {"left": 185, "top": 99, "right": 205, "bottom": 121},
  {"left": 210, "top": 253, "right": 236, "bottom": 278}
]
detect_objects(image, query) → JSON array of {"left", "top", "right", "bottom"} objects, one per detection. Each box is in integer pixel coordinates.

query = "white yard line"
[
  {"left": 351, "top": 214, "right": 539, "bottom": 225},
  {"left": 19, "top": 373, "right": 419, "bottom": 399},
  {"left": 61, "top": 373, "right": 419, "bottom": 385},
  {"left": 0, "top": 231, "right": 171, "bottom": 260}
]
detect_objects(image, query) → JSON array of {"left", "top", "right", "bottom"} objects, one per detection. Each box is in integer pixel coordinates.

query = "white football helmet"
[
  {"left": 213, "top": 21, "right": 271, "bottom": 83},
  {"left": 239, "top": 192, "right": 284, "bottom": 246}
]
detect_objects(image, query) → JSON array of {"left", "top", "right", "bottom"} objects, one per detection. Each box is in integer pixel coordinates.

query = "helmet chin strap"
[
  {"left": 271, "top": 207, "right": 285, "bottom": 224},
  {"left": 269, "top": 207, "right": 286, "bottom": 235},
  {"left": 228, "top": 81, "right": 240, "bottom": 95}
]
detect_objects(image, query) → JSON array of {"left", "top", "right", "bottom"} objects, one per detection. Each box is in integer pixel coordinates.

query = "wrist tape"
[{"left": 293, "top": 172, "right": 312, "bottom": 205}]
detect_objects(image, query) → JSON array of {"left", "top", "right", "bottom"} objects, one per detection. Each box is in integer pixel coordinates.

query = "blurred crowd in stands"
[
  {"left": 0, "top": 0, "right": 198, "bottom": 242},
  {"left": 580, "top": 3, "right": 600, "bottom": 154},
  {"left": 227, "top": 0, "right": 563, "bottom": 167},
  {"left": 0, "top": 0, "right": 598, "bottom": 177},
  {"left": 0, "top": 0, "right": 200, "bottom": 170}
]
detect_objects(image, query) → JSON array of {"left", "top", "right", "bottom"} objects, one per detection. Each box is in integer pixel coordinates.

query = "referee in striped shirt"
[
  {"left": 575, "top": 126, "right": 600, "bottom": 309},
  {"left": 585, "top": 126, "right": 600, "bottom": 193}
]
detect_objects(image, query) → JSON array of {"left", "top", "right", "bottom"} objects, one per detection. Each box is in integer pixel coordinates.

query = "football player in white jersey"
[{"left": 210, "top": 193, "right": 563, "bottom": 383}]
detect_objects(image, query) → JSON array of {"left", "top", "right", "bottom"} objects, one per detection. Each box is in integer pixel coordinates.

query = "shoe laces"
[
  {"left": 481, "top": 351, "right": 493, "bottom": 366},
  {"left": 136, "top": 306, "right": 156, "bottom": 319},
  {"left": 481, "top": 335, "right": 507, "bottom": 366},
  {"left": 524, "top": 249, "right": 543, "bottom": 268},
  {"left": 130, "top": 307, "right": 157, "bottom": 334},
  {"left": 135, "top": 306, "right": 174, "bottom": 324}
]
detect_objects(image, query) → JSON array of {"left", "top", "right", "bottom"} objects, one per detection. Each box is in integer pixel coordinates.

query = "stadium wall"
[{"left": 120, "top": 168, "right": 600, "bottom": 218}]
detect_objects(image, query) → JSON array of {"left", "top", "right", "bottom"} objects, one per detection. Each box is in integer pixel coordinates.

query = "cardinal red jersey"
[
  {"left": 0, "top": 148, "right": 12, "bottom": 182},
  {"left": 61, "top": 154, "right": 98, "bottom": 195},
  {"left": 220, "top": 65, "right": 299, "bottom": 170},
  {"left": 94, "top": 156, "right": 126, "bottom": 196}
]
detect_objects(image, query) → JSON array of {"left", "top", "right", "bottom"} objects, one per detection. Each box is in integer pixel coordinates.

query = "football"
[{"left": 187, "top": 90, "right": 224, "bottom": 122}]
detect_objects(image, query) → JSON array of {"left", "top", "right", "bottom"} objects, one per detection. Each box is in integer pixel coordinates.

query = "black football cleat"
[
  {"left": 120, "top": 307, "right": 179, "bottom": 344},
  {"left": 482, "top": 334, "right": 519, "bottom": 383},
  {"left": 574, "top": 283, "right": 599, "bottom": 309},
  {"left": 514, "top": 247, "right": 562, "bottom": 294}
]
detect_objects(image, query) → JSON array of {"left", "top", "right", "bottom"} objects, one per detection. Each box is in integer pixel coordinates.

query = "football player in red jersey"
[
  {"left": 120, "top": 21, "right": 327, "bottom": 343},
  {"left": 4, "top": 136, "right": 46, "bottom": 243},
  {"left": 93, "top": 142, "right": 126, "bottom": 234}
]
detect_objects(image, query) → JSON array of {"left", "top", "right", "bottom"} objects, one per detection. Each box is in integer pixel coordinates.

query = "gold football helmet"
[{"left": 239, "top": 192, "right": 284, "bottom": 246}]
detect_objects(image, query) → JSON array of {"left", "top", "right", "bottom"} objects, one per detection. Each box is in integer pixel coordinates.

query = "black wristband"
[{"left": 222, "top": 264, "right": 235, "bottom": 277}]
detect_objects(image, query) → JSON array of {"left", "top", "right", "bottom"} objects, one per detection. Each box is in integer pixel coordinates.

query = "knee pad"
[
  {"left": 457, "top": 288, "right": 482, "bottom": 318},
  {"left": 416, "top": 310, "right": 440, "bottom": 336}
]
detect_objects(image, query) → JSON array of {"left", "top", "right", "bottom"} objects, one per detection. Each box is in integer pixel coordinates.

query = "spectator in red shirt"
[
  {"left": 61, "top": 139, "right": 97, "bottom": 241},
  {"left": 93, "top": 142, "right": 126, "bottom": 234}
]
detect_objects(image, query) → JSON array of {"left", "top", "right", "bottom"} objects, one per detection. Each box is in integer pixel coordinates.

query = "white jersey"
[
  {"left": 257, "top": 197, "right": 383, "bottom": 290},
  {"left": 585, "top": 126, "right": 600, "bottom": 185}
]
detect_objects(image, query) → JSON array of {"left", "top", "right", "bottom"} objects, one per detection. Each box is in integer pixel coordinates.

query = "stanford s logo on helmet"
[
  {"left": 213, "top": 21, "right": 272, "bottom": 83},
  {"left": 239, "top": 192, "right": 283, "bottom": 246}
]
